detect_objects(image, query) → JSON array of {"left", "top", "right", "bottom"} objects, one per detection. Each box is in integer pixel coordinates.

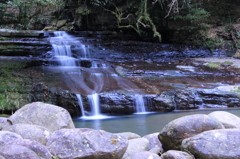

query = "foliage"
[
  {"left": 1, "top": 0, "right": 65, "bottom": 29},
  {"left": 0, "top": 61, "right": 30, "bottom": 113}
]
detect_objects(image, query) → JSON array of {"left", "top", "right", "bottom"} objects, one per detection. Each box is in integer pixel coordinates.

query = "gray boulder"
[
  {"left": 0, "top": 131, "right": 23, "bottom": 145},
  {"left": 122, "top": 138, "right": 149, "bottom": 159},
  {"left": 152, "top": 91, "right": 176, "bottom": 111},
  {"left": 8, "top": 102, "right": 75, "bottom": 132},
  {"left": 158, "top": 114, "right": 224, "bottom": 150},
  {"left": 209, "top": 111, "right": 240, "bottom": 128},
  {"left": 175, "top": 88, "right": 203, "bottom": 109},
  {"left": 182, "top": 129, "right": 240, "bottom": 159},
  {"left": 0, "top": 117, "right": 11, "bottom": 130},
  {"left": 3, "top": 124, "right": 51, "bottom": 145},
  {"left": 0, "top": 144, "right": 41, "bottom": 159},
  {"left": 143, "top": 133, "right": 163, "bottom": 152},
  {"left": 161, "top": 150, "right": 194, "bottom": 159},
  {"left": 47, "top": 128, "right": 128, "bottom": 159},
  {"left": 128, "top": 151, "right": 162, "bottom": 159},
  {"left": 7, "top": 139, "right": 52, "bottom": 159},
  {"left": 116, "top": 132, "right": 141, "bottom": 140}
]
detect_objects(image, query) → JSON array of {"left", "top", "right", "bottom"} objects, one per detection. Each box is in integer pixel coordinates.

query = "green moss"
[
  {"left": 0, "top": 61, "right": 31, "bottom": 113},
  {"left": 222, "top": 61, "right": 233, "bottom": 65},
  {"left": 205, "top": 62, "right": 221, "bottom": 68}
]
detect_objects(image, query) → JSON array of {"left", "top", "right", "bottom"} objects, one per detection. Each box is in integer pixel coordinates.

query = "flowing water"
[{"left": 47, "top": 31, "right": 148, "bottom": 118}]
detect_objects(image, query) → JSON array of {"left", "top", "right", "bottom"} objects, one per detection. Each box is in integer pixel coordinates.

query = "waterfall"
[
  {"left": 134, "top": 94, "right": 147, "bottom": 114},
  {"left": 76, "top": 94, "right": 86, "bottom": 117},
  {"left": 49, "top": 31, "right": 87, "bottom": 66},
  {"left": 88, "top": 93, "right": 101, "bottom": 116},
  {"left": 85, "top": 93, "right": 108, "bottom": 119}
]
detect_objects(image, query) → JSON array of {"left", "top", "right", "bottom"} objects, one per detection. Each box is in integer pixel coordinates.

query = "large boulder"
[
  {"left": 161, "top": 150, "right": 194, "bottom": 159},
  {"left": 182, "top": 129, "right": 240, "bottom": 159},
  {"left": 3, "top": 124, "right": 51, "bottom": 145},
  {"left": 8, "top": 102, "right": 75, "bottom": 132},
  {"left": 47, "top": 128, "right": 128, "bottom": 159},
  {"left": 209, "top": 111, "right": 240, "bottom": 128},
  {"left": 122, "top": 138, "right": 149, "bottom": 159},
  {"left": 158, "top": 114, "right": 224, "bottom": 150}
]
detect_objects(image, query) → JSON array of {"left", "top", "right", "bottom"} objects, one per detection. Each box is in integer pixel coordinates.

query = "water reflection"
[{"left": 73, "top": 108, "right": 240, "bottom": 136}]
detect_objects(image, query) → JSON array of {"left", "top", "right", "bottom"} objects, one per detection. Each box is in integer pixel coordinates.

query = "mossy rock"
[
  {"left": 204, "top": 62, "right": 221, "bottom": 68},
  {"left": 42, "top": 26, "right": 57, "bottom": 31},
  {"left": 56, "top": 20, "right": 67, "bottom": 28},
  {"left": 234, "top": 49, "right": 240, "bottom": 59}
]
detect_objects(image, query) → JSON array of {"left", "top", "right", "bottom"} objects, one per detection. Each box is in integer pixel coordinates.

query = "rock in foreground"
[
  {"left": 8, "top": 102, "right": 75, "bottom": 132},
  {"left": 158, "top": 114, "right": 224, "bottom": 150},
  {"left": 47, "top": 128, "right": 128, "bottom": 159},
  {"left": 182, "top": 129, "right": 240, "bottom": 159}
]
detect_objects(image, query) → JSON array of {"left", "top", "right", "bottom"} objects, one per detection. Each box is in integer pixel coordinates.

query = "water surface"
[{"left": 73, "top": 108, "right": 240, "bottom": 136}]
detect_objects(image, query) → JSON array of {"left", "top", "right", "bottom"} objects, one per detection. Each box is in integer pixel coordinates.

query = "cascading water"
[
  {"left": 134, "top": 94, "right": 147, "bottom": 114},
  {"left": 76, "top": 94, "right": 85, "bottom": 117},
  {"left": 86, "top": 93, "right": 108, "bottom": 119},
  {"left": 48, "top": 31, "right": 150, "bottom": 119}
]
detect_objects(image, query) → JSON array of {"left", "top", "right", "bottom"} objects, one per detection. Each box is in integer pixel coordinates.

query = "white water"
[
  {"left": 85, "top": 93, "right": 109, "bottom": 119},
  {"left": 134, "top": 94, "right": 147, "bottom": 114},
  {"left": 76, "top": 94, "right": 85, "bottom": 117},
  {"left": 48, "top": 31, "right": 149, "bottom": 119},
  {"left": 49, "top": 31, "right": 87, "bottom": 66}
]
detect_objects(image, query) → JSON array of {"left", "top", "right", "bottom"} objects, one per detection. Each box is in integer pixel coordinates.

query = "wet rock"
[
  {"left": 0, "top": 29, "right": 45, "bottom": 37},
  {"left": 100, "top": 92, "right": 135, "bottom": 115},
  {"left": 161, "top": 150, "right": 194, "bottom": 159},
  {"left": 56, "top": 20, "right": 67, "bottom": 28},
  {"left": 175, "top": 88, "right": 203, "bottom": 110},
  {"left": 143, "top": 133, "right": 163, "bottom": 152},
  {"left": 182, "top": 129, "right": 240, "bottom": 159},
  {"left": 47, "top": 128, "right": 128, "bottom": 159},
  {"left": 197, "top": 88, "right": 240, "bottom": 108},
  {"left": 116, "top": 132, "right": 141, "bottom": 140},
  {"left": 209, "top": 111, "right": 240, "bottom": 128},
  {"left": 122, "top": 138, "right": 149, "bottom": 159},
  {"left": 30, "top": 84, "right": 81, "bottom": 117},
  {"left": 152, "top": 91, "right": 176, "bottom": 111},
  {"left": 3, "top": 123, "right": 51, "bottom": 145},
  {"left": 158, "top": 114, "right": 224, "bottom": 150},
  {"left": 127, "top": 151, "right": 162, "bottom": 159},
  {"left": 8, "top": 102, "right": 75, "bottom": 132}
]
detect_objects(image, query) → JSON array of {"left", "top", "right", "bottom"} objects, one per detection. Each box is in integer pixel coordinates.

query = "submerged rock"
[
  {"left": 182, "top": 129, "right": 240, "bottom": 159},
  {"left": 158, "top": 114, "right": 224, "bottom": 150}
]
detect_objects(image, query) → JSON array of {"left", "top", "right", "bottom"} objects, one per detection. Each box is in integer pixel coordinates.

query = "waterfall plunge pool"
[{"left": 73, "top": 108, "right": 240, "bottom": 136}]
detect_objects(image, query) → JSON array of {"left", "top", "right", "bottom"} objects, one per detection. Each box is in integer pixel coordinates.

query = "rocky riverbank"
[{"left": 1, "top": 102, "right": 240, "bottom": 158}]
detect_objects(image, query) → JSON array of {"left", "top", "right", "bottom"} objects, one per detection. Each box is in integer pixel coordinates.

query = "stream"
[{"left": 1, "top": 30, "right": 240, "bottom": 135}]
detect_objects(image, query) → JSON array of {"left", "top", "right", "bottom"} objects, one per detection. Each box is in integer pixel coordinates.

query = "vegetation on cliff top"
[{"left": 0, "top": 0, "right": 239, "bottom": 41}]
